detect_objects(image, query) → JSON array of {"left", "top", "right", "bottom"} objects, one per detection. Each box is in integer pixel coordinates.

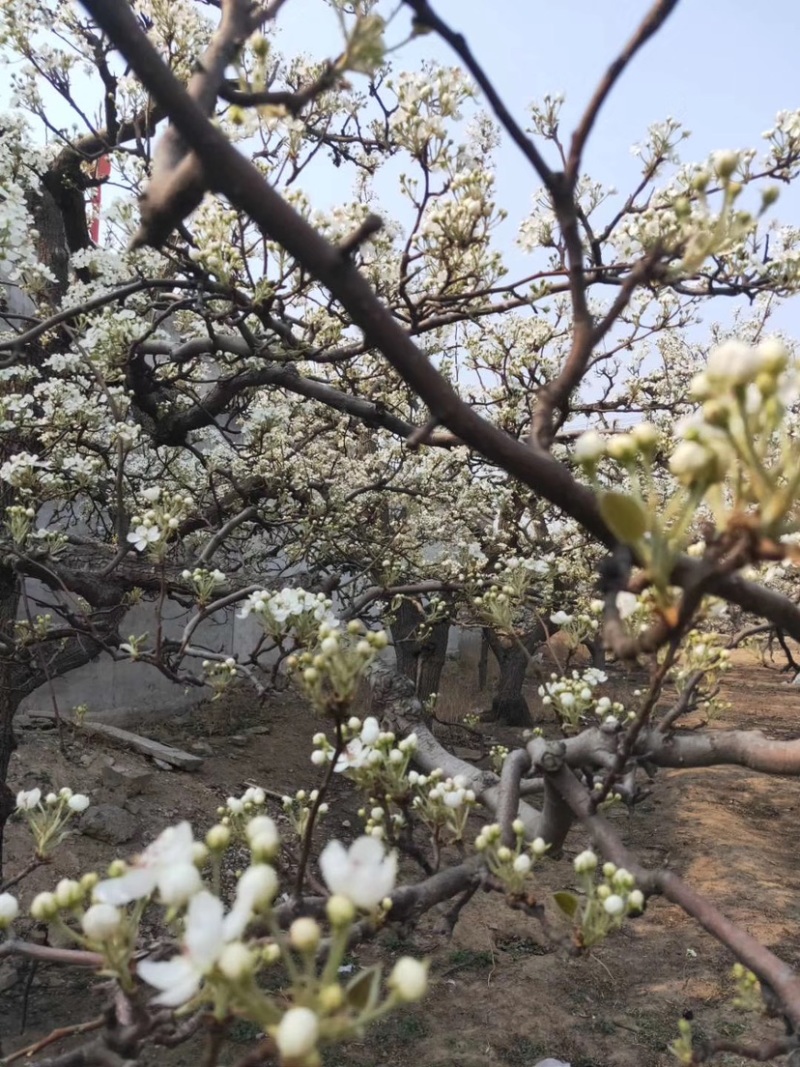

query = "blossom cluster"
[
  {"left": 9, "top": 807, "right": 429, "bottom": 1065},
  {"left": 566, "top": 851, "right": 644, "bottom": 949},
  {"left": 281, "top": 788, "right": 330, "bottom": 839},
  {"left": 127, "top": 488, "right": 194, "bottom": 559},
  {"left": 239, "top": 587, "right": 336, "bottom": 644},
  {"left": 290, "top": 620, "right": 389, "bottom": 715},
  {"left": 475, "top": 822, "right": 548, "bottom": 895},
  {"left": 181, "top": 566, "right": 226, "bottom": 605},
  {"left": 15, "top": 786, "right": 90, "bottom": 857},
  {"left": 538, "top": 668, "right": 627, "bottom": 734}
]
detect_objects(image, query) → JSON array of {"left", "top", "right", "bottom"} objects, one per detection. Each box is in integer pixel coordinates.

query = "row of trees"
[{"left": 3, "top": 0, "right": 800, "bottom": 1063}]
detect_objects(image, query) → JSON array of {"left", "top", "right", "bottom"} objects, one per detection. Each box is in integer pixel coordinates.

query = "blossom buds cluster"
[
  {"left": 281, "top": 789, "right": 329, "bottom": 839},
  {"left": 731, "top": 962, "right": 763, "bottom": 1012},
  {"left": 127, "top": 489, "right": 193, "bottom": 558},
  {"left": 201, "top": 656, "right": 239, "bottom": 695},
  {"left": 475, "top": 822, "right": 548, "bottom": 895},
  {"left": 566, "top": 852, "right": 644, "bottom": 949},
  {"left": 290, "top": 621, "right": 389, "bottom": 716},
  {"left": 675, "top": 338, "right": 799, "bottom": 534},
  {"left": 409, "top": 770, "right": 477, "bottom": 843},
  {"left": 15, "top": 786, "right": 90, "bottom": 858},
  {"left": 538, "top": 668, "right": 614, "bottom": 733},
  {"left": 489, "top": 744, "right": 509, "bottom": 774},
  {"left": 5, "top": 504, "right": 36, "bottom": 545},
  {"left": 181, "top": 566, "right": 226, "bottom": 604},
  {"left": 573, "top": 423, "right": 659, "bottom": 476}
]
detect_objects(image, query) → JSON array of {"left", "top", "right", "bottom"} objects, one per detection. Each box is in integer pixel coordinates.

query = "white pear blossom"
[
  {"left": 615, "top": 592, "right": 639, "bottom": 619},
  {"left": 68, "top": 794, "right": 90, "bottom": 812},
  {"left": 319, "top": 836, "right": 397, "bottom": 910},
  {"left": 16, "top": 788, "right": 41, "bottom": 810},
  {"left": 127, "top": 524, "right": 162, "bottom": 552},
  {"left": 94, "top": 822, "right": 198, "bottom": 905},
  {"left": 138, "top": 891, "right": 232, "bottom": 1006}
]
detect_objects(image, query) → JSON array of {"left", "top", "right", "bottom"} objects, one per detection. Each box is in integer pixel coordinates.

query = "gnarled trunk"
[
  {"left": 484, "top": 624, "right": 546, "bottom": 727},
  {"left": 390, "top": 598, "right": 450, "bottom": 704},
  {"left": 0, "top": 564, "right": 21, "bottom": 877}
]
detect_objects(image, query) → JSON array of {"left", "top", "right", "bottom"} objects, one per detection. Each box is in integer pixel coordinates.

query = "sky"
[{"left": 272, "top": 0, "right": 800, "bottom": 334}]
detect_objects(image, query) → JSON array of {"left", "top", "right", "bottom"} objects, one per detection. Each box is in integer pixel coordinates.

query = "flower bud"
[
  {"left": 68, "top": 794, "right": 90, "bottom": 813},
  {"left": 30, "top": 892, "right": 58, "bottom": 921},
  {"left": 290, "top": 917, "right": 321, "bottom": 953},
  {"left": 628, "top": 889, "right": 645, "bottom": 912},
  {"left": 246, "top": 815, "right": 279, "bottom": 859},
  {"left": 318, "top": 984, "right": 344, "bottom": 1012},
  {"left": 275, "top": 1007, "right": 319, "bottom": 1060},
  {"left": 206, "top": 824, "right": 232, "bottom": 851},
  {"left": 711, "top": 149, "right": 739, "bottom": 179},
  {"left": 0, "top": 892, "right": 19, "bottom": 928},
  {"left": 603, "top": 893, "right": 625, "bottom": 917},
  {"left": 573, "top": 430, "right": 606, "bottom": 467},
  {"left": 606, "top": 434, "right": 637, "bottom": 463},
  {"left": 55, "top": 878, "right": 82, "bottom": 908},
  {"left": 389, "top": 957, "right": 429, "bottom": 1002},
  {"left": 82, "top": 902, "right": 122, "bottom": 941},
  {"left": 574, "top": 850, "right": 598, "bottom": 874},
  {"left": 218, "top": 942, "right": 255, "bottom": 980}
]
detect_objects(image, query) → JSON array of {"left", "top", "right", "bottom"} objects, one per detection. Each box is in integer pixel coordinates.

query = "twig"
[
  {"left": 567, "top": 0, "right": 681, "bottom": 180},
  {"left": 548, "top": 762, "right": 800, "bottom": 1028},
  {"left": 3, "top": 1016, "right": 104, "bottom": 1064}
]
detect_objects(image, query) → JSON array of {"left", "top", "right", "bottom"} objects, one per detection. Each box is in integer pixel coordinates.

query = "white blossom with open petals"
[
  {"left": 94, "top": 822, "right": 198, "bottom": 906},
  {"left": 319, "top": 836, "right": 397, "bottom": 910},
  {"left": 16, "top": 788, "right": 41, "bottom": 810},
  {"left": 138, "top": 891, "right": 232, "bottom": 1006}
]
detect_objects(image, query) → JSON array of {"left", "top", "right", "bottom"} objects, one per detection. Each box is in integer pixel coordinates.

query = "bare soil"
[{"left": 2, "top": 651, "right": 800, "bottom": 1067}]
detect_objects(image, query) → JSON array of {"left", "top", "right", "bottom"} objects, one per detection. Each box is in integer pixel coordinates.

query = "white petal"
[
  {"left": 319, "top": 839, "right": 349, "bottom": 895},
  {"left": 138, "top": 957, "right": 201, "bottom": 1006},
  {"left": 94, "top": 867, "right": 157, "bottom": 905},
  {"left": 184, "top": 891, "right": 224, "bottom": 969}
]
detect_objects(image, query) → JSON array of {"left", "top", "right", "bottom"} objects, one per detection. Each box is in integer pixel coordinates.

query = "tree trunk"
[
  {"left": 484, "top": 624, "right": 546, "bottom": 727},
  {"left": 390, "top": 599, "right": 450, "bottom": 704},
  {"left": 477, "top": 629, "right": 489, "bottom": 691},
  {"left": 0, "top": 564, "right": 21, "bottom": 878}
]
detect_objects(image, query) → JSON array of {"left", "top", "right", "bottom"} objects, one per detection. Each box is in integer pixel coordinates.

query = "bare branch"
[{"left": 567, "top": 0, "right": 681, "bottom": 180}]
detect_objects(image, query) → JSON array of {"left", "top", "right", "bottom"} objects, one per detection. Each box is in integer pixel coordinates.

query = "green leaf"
[
  {"left": 553, "top": 891, "right": 580, "bottom": 918},
  {"left": 346, "top": 964, "right": 383, "bottom": 1012},
  {"left": 599, "top": 492, "right": 648, "bottom": 544}
]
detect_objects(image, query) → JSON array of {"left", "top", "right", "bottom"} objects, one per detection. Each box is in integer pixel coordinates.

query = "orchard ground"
[{"left": 2, "top": 649, "right": 800, "bottom": 1067}]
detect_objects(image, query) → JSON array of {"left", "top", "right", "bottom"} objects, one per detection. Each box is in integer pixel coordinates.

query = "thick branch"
[{"left": 549, "top": 763, "right": 800, "bottom": 1028}]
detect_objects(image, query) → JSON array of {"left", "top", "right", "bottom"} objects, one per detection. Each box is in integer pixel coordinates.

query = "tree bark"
[
  {"left": 0, "top": 564, "right": 21, "bottom": 878},
  {"left": 478, "top": 629, "right": 489, "bottom": 691},
  {"left": 390, "top": 598, "right": 450, "bottom": 704},
  {"left": 484, "top": 624, "right": 546, "bottom": 727}
]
